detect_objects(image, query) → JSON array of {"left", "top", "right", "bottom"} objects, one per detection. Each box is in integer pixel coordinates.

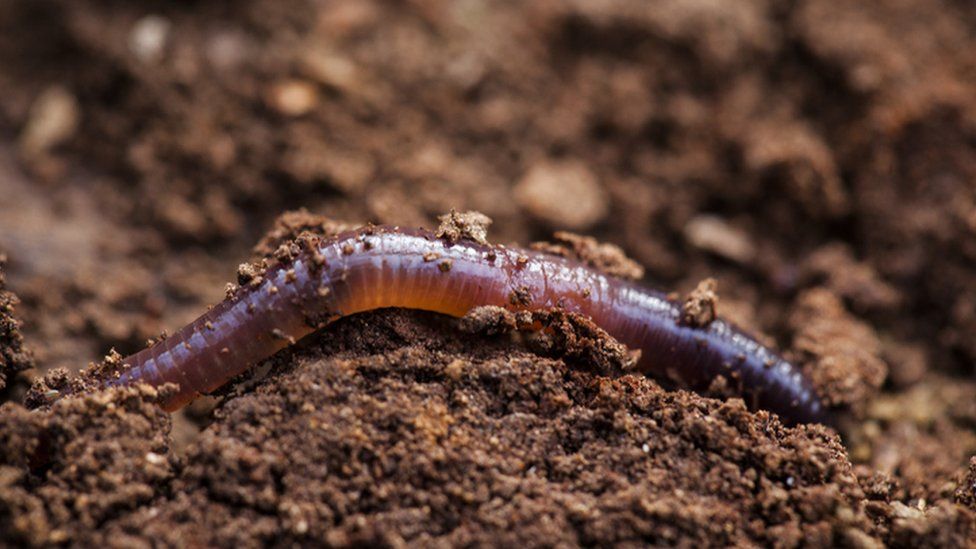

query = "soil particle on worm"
[
  {"left": 249, "top": 209, "right": 357, "bottom": 262},
  {"left": 530, "top": 231, "right": 645, "bottom": 281},
  {"left": 679, "top": 278, "right": 719, "bottom": 328},
  {"left": 435, "top": 209, "right": 493, "bottom": 246}
]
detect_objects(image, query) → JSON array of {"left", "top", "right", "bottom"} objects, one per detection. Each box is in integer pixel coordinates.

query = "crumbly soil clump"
[{"left": 0, "top": 256, "right": 33, "bottom": 394}]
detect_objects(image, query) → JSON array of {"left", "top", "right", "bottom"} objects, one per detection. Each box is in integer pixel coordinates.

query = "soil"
[
  {"left": 0, "top": 255, "right": 34, "bottom": 393},
  {"left": 2, "top": 0, "right": 976, "bottom": 546}
]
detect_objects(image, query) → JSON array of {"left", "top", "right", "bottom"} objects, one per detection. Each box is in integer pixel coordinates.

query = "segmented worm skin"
[{"left": 109, "top": 226, "right": 829, "bottom": 425}]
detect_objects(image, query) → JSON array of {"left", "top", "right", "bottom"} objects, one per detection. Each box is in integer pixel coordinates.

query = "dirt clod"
[
  {"left": 531, "top": 231, "right": 644, "bottom": 281},
  {"left": 0, "top": 384, "right": 172, "bottom": 546},
  {"left": 800, "top": 244, "right": 902, "bottom": 313},
  {"left": 250, "top": 210, "right": 355, "bottom": 261},
  {"left": 0, "top": 256, "right": 32, "bottom": 393},
  {"left": 435, "top": 210, "right": 493, "bottom": 245},
  {"left": 462, "top": 306, "right": 637, "bottom": 375},
  {"left": 789, "top": 289, "right": 888, "bottom": 413},
  {"left": 680, "top": 278, "right": 719, "bottom": 328}
]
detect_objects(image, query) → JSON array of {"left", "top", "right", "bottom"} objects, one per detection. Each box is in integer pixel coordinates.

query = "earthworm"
[{"left": 107, "top": 226, "right": 830, "bottom": 425}]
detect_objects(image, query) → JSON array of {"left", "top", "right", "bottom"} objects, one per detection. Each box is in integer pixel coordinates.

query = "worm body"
[{"left": 110, "top": 226, "right": 829, "bottom": 425}]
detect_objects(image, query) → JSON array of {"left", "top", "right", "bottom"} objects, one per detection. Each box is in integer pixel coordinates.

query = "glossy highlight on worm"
[{"left": 107, "top": 226, "right": 830, "bottom": 425}]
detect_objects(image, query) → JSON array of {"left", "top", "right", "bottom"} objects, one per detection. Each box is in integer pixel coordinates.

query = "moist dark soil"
[{"left": 2, "top": 1, "right": 976, "bottom": 546}]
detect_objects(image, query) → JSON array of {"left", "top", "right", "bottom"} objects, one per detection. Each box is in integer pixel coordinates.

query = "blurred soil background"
[{"left": 3, "top": 0, "right": 976, "bottom": 546}]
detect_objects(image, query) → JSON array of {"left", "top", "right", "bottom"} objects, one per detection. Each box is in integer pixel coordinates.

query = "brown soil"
[
  {"left": 2, "top": 0, "right": 976, "bottom": 546},
  {"left": 0, "top": 255, "right": 34, "bottom": 393}
]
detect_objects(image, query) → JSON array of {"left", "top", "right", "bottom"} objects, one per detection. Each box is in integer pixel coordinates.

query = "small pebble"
[
  {"left": 19, "top": 86, "right": 80, "bottom": 157},
  {"left": 267, "top": 80, "right": 319, "bottom": 116},
  {"left": 129, "top": 15, "right": 171, "bottom": 63},
  {"left": 684, "top": 215, "right": 756, "bottom": 263},
  {"left": 302, "top": 49, "right": 361, "bottom": 93},
  {"left": 514, "top": 160, "right": 609, "bottom": 230}
]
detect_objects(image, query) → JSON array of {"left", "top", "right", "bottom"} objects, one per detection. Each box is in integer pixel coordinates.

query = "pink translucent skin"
[{"left": 109, "top": 227, "right": 829, "bottom": 425}]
